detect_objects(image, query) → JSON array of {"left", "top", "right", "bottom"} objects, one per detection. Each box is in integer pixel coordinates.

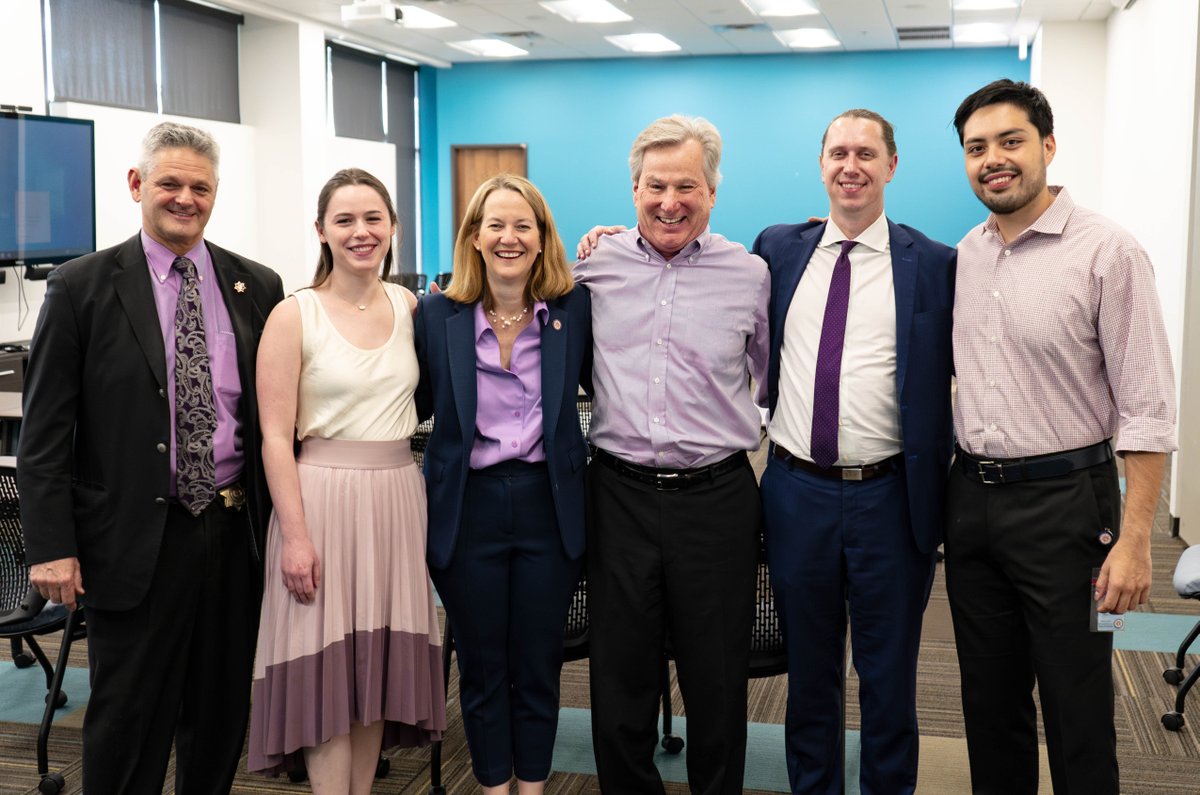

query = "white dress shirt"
[{"left": 769, "top": 213, "right": 902, "bottom": 465}]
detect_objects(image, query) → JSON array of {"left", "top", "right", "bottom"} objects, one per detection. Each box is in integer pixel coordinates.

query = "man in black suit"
[{"left": 19, "top": 121, "right": 284, "bottom": 794}]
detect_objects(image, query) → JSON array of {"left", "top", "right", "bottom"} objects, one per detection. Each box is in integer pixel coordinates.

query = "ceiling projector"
[{"left": 341, "top": 1, "right": 403, "bottom": 24}]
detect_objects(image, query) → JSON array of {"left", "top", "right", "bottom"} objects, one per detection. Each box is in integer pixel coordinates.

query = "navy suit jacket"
[
  {"left": 413, "top": 287, "right": 592, "bottom": 570},
  {"left": 752, "top": 220, "right": 955, "bottom": 554}
]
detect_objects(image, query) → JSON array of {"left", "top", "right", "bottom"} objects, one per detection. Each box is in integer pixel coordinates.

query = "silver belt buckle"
[
  {"left": 977, "top": 460, "right": 1003, "bottom": 485},
  {"left": 842, "top": 467, "right": 864, "bottom": 481}
]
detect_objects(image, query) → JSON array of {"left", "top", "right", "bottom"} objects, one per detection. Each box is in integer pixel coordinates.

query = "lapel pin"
[
  {"left": 552, "top": 319, "right": 562, "bottom": 330},
  {"left": 234, "top": 281, "right": 246, "bottom": 293}
]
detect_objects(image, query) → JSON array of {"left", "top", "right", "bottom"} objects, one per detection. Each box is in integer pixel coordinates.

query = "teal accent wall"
[
  {"left": 418, "top": 49, "right": 1027, "bottom": 276},
  {"left": 418, "top": 66, "right": 440, "bottom": 276}
]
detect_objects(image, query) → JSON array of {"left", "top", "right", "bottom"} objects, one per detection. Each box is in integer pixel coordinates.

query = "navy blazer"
[
  {"left": 413, "top": 287, "right": 592, "bottom": 570},
  {"left": 752, "top": 220, "right": 956, "bottom": 554}
]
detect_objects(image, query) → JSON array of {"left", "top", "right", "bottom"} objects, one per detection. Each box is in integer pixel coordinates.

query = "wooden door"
[{"left": 451, "top": 144, "right": 528, "bottom": 242}]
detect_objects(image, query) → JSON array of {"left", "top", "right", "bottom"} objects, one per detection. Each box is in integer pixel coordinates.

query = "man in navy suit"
[{"left": 752, "top": 109, "right": 955, "bottom": 795}]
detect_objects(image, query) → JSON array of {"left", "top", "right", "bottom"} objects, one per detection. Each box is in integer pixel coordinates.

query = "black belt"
[
  {"left": 772, "top": 443, "right": 898, "bottom": 482},
  {"left": 171, "top": 481, "right": 246, "bottom": 512},
  {"left": 594, "top": 449, "right": 746, "bottom": 492},
  {"left": 957, "top": 440, "right": 1113, "bottom": 485}
]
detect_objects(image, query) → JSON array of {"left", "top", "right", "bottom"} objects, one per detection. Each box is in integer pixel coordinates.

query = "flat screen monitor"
[{"left": 0, "top": 114, "right": 96, "bottom": 266}]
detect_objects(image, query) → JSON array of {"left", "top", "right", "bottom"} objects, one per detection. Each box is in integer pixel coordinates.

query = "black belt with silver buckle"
[
  {"left": 594, "top": 449, "right": 746, "bottom": 492},
  {"left": 216, "top": 481, "right": 246, "bottom": 510},
  {"left": 772, "top": 443, "right": 898, "bottom": 482},
  {"left": 956, "top": 440, "right": 1113, "bottom": 485}
]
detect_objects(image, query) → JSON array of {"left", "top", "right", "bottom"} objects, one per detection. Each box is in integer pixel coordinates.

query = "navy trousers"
[
  {"left": 430, "top": 460, "right": 582, "bottom": 786},
  {"left": 761, "top": 453, "right": 935, "bottom": 795}
]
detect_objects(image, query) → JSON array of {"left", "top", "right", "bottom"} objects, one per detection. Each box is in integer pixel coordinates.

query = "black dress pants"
[
  {"left": 586, "top": 453, "right": 759, "bottom": 795},
  {"left": 82, "top": 500, "right": 259, "bottom": 795},
  {"left": 944, "top": 459, "right": 1121, "bottom": 795}
]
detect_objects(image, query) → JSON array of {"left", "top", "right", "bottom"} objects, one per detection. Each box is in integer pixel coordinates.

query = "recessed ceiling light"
[
  {"left": 952, "top": 22, "right": 1010, "bottom": 43},
  {"left": 773, "top": 27, "right": 840, "bottom": 48},
  {"left": 539, "top": 0, "right": 632, "bottom": 23},
  {"left": 447, "top": 38, "right": 529, "bottom": 57},
  {"left": 741, "top": 0, "right": 820, "bottom": 17},
  {"left": 397, "top": 5, "right": 456, "bottom": 29},
  {"left": 953, "top": 0, "right": 1019, "bottom": 10},
  {"left": 605, "top": 33, "right": 681, "bottom": 53}
]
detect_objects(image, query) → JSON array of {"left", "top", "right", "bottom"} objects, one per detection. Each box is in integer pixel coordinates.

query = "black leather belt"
[
  {"left": 957, "top": 440, "right": 1113, "bottom": 485},
  {"left": 594, "top": 449, "right": 746, "bottom": 492},
  {"left": 772, "top": 443, "right": 898, "bottom": 482}
]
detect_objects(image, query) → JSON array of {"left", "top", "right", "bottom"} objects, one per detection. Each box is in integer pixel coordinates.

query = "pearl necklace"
[{"left": 488, "top": 305, "right": 529, "bottom": 329}]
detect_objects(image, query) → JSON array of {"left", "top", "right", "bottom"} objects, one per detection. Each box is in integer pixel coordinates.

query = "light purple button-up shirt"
[
  {"left": 142, "top": 231, "right": 244, "bottom": 491},
  {"left": 470, "top": 300, "right": 549, "bottom": 469},
  {"left": 575, "top": 227, "right": 770, "bottom": 469}
]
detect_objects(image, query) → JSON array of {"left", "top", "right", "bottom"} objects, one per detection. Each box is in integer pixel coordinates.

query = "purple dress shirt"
[
  {"left": 470, "top": 301, "right": 549, "bottom": 469},
  {"left": 574, "top": 227, "right": 770, "bottom": 469},
  {"left": 142, "top": 231, "right": 244, "bottom": 491}
]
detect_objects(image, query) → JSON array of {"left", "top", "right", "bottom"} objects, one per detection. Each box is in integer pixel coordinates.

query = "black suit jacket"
[
  {"left": 17, "top": 233, "right": 284, "bottom": 610},
  {"left": 413, "top": 288, "right": 592, "bottom": 570}
]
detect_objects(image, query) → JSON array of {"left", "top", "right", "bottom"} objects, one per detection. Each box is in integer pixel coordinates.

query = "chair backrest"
[{"left": 0, "top": 467, "right": 32, "bottom": 616}]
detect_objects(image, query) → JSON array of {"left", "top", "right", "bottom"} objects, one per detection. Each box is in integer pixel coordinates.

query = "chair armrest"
[{"left": 0, "top": 584, "right": 49, "bottom": 626}]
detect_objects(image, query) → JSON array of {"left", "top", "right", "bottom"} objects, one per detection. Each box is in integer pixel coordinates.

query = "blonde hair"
[
  {"left": 443, "top": 174, "right": 573, "bottom": 307},
  {"left": 629, "top": 114, "right": 722, "bottom": 187}
]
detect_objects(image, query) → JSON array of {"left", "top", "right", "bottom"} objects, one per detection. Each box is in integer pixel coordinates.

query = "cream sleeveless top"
[{"left": 293, "top": 282, "right": 418, "bottom": 442}]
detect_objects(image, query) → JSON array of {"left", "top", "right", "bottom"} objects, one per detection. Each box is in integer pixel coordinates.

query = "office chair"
[
  {"left": 1161, "top": 544, "right": 1200, "bottom": 731},
  {"left": 388, "top": 272, "right": 428, "bottom": 295},
  {"left": 0, "top": 465, "right": 85, "bottom": 794}
]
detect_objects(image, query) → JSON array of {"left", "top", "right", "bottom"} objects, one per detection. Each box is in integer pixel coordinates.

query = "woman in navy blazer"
[{"left": 413, "top": 174, "right": 590, "bottom": 794}]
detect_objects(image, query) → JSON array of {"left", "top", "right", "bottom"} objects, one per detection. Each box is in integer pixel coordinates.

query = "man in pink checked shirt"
[{"left": 946, "top": 79, "right": 1177, "bottom": 795}]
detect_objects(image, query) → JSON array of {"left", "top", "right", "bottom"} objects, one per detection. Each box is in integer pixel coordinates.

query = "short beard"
[{"left": 975, "top": 166, "right": 1046, "bottom": 216}]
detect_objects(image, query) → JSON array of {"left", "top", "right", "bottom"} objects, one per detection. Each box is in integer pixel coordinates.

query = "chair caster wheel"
[
  {"left": 375, "top": 756, "right": 390, "bottom": 778},
  {"left": 661, "top": 734, "right": 684, "bottom": 754},
  {"left": 429, "top": 787, "right": 447, "bottom": 795},
  {"left": 1162, "top": 711, "right": 1186, "bottom": 731},
  {"left": 13, "top": 651, "right": 35, "bottom": 669},
  {"left": 38, "top": 773, "right": 65, "bottom": 794},
  {"left": 44, "top": 690, "right": 67, "bottom": 708},
  {"left": 1164, "top": 668, "right": 1186, "bottom": 686}
]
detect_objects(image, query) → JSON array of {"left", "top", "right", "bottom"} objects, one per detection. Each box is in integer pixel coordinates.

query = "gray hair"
[
  {"left": 628, "top": 114, "right": 722, "bottom": 187},
  {"left": 138, "top": 121, "right": 220, "bottom": 178}
]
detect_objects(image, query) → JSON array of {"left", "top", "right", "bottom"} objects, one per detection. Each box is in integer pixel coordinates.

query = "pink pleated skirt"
[{"left": 248, "top": 438, "right": 445, "bottom": 775}]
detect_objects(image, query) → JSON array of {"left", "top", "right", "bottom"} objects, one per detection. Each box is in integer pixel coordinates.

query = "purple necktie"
[
  {"left": 172, "top": 256, "right": 216, "bottom": 515},
  {"left": 810, "top": 239, "right": 857, "bottom": 469}
]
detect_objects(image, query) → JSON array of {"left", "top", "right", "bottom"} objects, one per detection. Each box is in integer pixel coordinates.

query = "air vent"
[
  {"left": 497, "top": 30, "right": 543, "bottom": 40},
  {"left": 896, "top": 26, "right": 950, "bottom": 40}
]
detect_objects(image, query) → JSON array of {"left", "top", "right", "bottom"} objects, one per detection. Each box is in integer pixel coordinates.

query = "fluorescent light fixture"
[
  {"left": 398, "top": 5, "right": 456, "bottom": 28},
  {"left": 773, "top": 27, "right": 840, "bottom": 48},
  {"left": 952, "top": 22, "right": 1010, "bottom": 43},
  {"left": 740, "top": 0, "right": 820, "bottom": 16},
  {"left": 539, "top": 0, "right": 632, "bottom": 23},
  {"left": 447, "top": 38, "right": 529, "bottom": 57},
  {"left": 953, "top": 0, "right": 1019, "bottom": 9},
  {"left": 605, "top": 33, "right": 681, "bottom": 52}
]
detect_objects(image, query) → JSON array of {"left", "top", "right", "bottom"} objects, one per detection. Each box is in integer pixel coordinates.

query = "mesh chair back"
[
  {"left": 0, "top": 468, "right": 27, "bottom": 616},
  {"left": 750, "top": 527, "right": 786, "bottom": 677}
]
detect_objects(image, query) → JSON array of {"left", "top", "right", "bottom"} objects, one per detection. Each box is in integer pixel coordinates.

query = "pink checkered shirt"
[{"left": 952, "top": 187, "right": 1177, "bottom": 458}]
